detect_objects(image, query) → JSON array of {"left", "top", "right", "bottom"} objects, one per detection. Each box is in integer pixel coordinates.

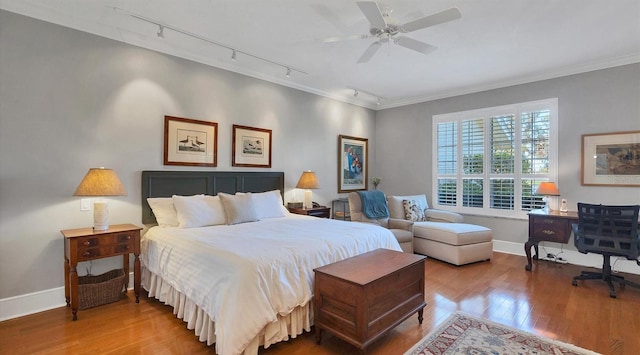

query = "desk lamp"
[
  {"left": 296, "top": 171, "right": 319, "bottom": 209},
  {"left": 74, "top": 168, "right": 127, "bottom": 230},
  {"left": 536, "top": 182, "right": 559, "bottom": 212}
]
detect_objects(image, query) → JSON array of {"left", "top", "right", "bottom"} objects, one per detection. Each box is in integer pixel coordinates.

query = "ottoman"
[{"left": 413, "top": 222, "right": 493, "bottom": 266}]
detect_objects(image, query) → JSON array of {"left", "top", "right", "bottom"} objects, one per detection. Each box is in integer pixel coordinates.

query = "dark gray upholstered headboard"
[{"left": 141, "top": 170, "right": 285, "bottom": 224}]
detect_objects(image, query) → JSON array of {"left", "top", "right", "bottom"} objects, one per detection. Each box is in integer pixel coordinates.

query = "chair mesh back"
[{"left": 575, "top": 203, "right": 640, "bottom": 258}]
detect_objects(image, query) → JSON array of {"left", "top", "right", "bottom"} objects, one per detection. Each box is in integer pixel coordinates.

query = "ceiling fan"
[{"left": 324, "top": 1, "right": 462, "bottom": 63}]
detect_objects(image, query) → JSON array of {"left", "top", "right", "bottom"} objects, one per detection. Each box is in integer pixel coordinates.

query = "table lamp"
[
  {"left": 536, "top": 182, "right": 559, "bottom": 212},
  {"left": 296, "top": 171, "right": 319, "bottom": 209},
  {"left": 74, "top": 167, "right": 127, "bottom": 230}
]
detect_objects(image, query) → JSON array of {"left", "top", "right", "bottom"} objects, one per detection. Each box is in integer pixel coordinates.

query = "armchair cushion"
[
  {"left": 388, "top": 218, "right": 414, "bottom": 231},
  {"left": 425, "top": 209, "right": 464, "bottom": 223},
  {"left": 388, "top": 194, "right": 464, "bottom": 223}
]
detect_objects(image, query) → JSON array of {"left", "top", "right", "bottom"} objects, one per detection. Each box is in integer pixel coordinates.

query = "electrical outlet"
[{"left": 80, "top": 198, "right": 91, "bottom": 211}]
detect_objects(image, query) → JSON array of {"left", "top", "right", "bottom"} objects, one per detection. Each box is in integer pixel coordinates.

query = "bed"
[{"left": 140, "top": 171, "right": 402, "bottom": 355}]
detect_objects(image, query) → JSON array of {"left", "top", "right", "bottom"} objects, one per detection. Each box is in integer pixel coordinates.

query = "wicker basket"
[{"left": 78, "top": 269, "right": 126, "bottom": 309}]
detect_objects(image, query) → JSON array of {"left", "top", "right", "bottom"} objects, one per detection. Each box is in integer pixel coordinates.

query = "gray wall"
[
  {"left": 375, "top": 63, "right": 640, "bottom": 247},
  {"left": 0, "top": 11, "right": 376, "bottom": 299}
]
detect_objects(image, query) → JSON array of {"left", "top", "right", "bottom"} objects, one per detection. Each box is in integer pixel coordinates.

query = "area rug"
[{"left": 404, "top": 312, "right": 600, "bottom": 355}]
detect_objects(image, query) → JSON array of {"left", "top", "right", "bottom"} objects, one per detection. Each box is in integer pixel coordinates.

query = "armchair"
[
  {"left": 572, "top": 203, "right": 640, "bottom": 298},
  {"left": 387, "top": 194, "right": 493, "bottom": 265},
  {"left": 348, "top": 192, "right": 414, "bottom": 253}
]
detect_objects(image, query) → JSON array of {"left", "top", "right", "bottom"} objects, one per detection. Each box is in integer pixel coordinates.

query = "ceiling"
[{"left": 2, "top": 0, "right": 639, "bottom": 109}]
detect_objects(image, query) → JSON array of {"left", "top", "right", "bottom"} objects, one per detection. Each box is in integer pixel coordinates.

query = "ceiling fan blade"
[
  {"left": 394, "top": 36, "right": 437, "bottom": 55},
  {"left": 401, "top": 7, "right": 462, "bottom": 33},
  {"left": 356, "top": 1, "right": 387, "bottom": 29},
  {"left": 323, "top": 34, "right": 369, "bottom": 43},
  {"left": 357, "top": 41, "right": 381, "bottom": 63}
]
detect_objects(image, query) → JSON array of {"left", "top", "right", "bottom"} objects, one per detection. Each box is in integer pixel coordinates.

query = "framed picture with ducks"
[{"left": 164, "top": 115, "right": 218, "bottom": 167}]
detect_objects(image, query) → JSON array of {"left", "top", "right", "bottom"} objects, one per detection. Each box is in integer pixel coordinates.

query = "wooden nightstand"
[
  {"left": 289, "top": 206, "right": 331, "bottom": 218},
  {"left": 61, "top": 223, "right": 142, "bottom": 320}
]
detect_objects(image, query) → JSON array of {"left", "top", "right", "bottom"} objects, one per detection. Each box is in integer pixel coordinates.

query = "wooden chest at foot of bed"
[{"left": 313, "top": 249, "right": 426, "bottom": 353}]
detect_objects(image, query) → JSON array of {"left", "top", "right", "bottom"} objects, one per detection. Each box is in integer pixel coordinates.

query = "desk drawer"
[{"left": 532, "top": 218, "right": 570, "bottom": 243}]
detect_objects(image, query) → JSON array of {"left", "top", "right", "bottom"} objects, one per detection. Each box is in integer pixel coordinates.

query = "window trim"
[{"left": 432, "top": 98, "right": 558, "bottom": 219}]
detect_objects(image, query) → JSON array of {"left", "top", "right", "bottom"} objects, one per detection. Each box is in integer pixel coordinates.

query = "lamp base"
[
  {"left": 303, "top": 190, "right": 312, "bottom": 209},
  {"left": 93, "top": 201, "right": 109, "bottom": 231}
]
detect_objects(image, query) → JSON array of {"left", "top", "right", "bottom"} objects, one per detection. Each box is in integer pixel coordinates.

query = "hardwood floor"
[{"left": 1, "top": 252, "right": 639, "bottom": 354}]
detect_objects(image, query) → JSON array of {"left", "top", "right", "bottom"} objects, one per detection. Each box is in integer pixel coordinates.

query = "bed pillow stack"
[{"left": 147, "top": 190, "right": 287, "bottom": 228}]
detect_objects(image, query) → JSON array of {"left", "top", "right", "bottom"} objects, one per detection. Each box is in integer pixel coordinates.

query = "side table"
[
  {"left": 288, "top": 206, "right": 331, "bottom": 218},
  {"left": 61, "top": 223, "right": 142, "bottom": 320}
]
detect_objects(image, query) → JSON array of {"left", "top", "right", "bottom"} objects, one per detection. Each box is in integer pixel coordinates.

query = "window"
[{"left": 433, "top": 98, "right": 557, "bottom": 218}]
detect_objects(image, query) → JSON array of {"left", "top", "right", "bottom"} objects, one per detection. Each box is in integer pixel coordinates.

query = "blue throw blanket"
[{"left": 358, "top": 190, "right": 389, "bottom": 219}]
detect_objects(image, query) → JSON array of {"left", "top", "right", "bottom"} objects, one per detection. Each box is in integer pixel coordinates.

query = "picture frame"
[
  {"left": 232, "top": 125, "right": 272, "bottom": 168},
  {"left": 164, "top": 116, "right": 217, "bottom": 167},
  {"left": 338, "top": 134, "right": 368, "bottom": 192},
  {"left": 581, "top": 130, "right": 640, "bottom": 186}
]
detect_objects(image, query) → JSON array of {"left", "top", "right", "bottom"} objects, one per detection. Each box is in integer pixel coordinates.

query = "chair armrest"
[
  {"left": 388, "top": 218, "right": 414, "bottom": 231},
  {"left": 425, "top": 209, "right": 464, "bottom": 223}
]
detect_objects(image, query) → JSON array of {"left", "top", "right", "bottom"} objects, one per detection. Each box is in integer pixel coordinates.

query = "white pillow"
[
  {"left": 172, "top": 194, "right": 227, "bottom": 228},
  {"left": 241, "top": 190, "right": 286, "bottom": 219},
  {"left": 218, "top": 192, "right": 258, "bottom": 225},
  {"left": 147, "top": 197, "right": 179, "bottom": 227}
]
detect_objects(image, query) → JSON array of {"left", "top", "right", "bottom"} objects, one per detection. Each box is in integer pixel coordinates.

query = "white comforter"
[{"left": 141, "top": 214, "right": 401, "bottom": 355}]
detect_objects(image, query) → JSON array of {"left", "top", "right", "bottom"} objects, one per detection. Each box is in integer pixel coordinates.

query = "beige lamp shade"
[
  {"left": 74, "top": 168, "right": 126, "bottom": 231},
  {"left": 74, "top": 168, "right": 127, "bottom": 196},
  {"left": 296, "top": 171, "right": 319, "bottom": 209},
  {"left": 536, "top": 182, "right": 559, "bottom": 196},
  {"left": 296, "top": 171, "right": 319, "bottom": 189}
]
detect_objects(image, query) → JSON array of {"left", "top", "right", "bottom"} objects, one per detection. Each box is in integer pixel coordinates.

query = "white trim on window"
[{"left": 432, "top": 98, "right": 558, "bottom": 219}]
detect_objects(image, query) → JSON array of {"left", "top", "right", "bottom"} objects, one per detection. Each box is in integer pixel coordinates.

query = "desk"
[{"left": 525, "top": 210, "right": 578, "bottom": 271}]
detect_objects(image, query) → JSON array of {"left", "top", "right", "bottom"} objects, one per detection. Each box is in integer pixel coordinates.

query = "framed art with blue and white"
[{"left": 338, "top": 134, "right": 368, "bottom": 193}]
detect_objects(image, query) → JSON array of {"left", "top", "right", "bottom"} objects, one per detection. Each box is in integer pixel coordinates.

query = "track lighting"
[
  {"left": 115, "top": 8, "right": 307, "bottom": 78},
  {"left": 354, "top": 90, "right": 359, "bottom": 97},
  {"left": 376, "top": 97, "right": 381, "bottom": 105}
]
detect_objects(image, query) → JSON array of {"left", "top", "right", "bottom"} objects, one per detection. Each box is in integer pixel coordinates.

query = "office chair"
[{"left": 572, "top": 203, "right": 640, "bottom": 298}]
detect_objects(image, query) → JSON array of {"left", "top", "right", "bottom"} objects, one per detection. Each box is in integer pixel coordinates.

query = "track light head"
[
  {"left": 231, "top": 49, "right": 237, "bottom": 61},
  {"left": 354, "top": 90, "right": 359, "bottom": 97},
  {"left": 286, "top": 68, "right": 291, "bottom": 78},
  {"left": 157, "top": 24, "right": 164, "bottom": 38},
  {"left": 376, "top": 97, "right": 381, "bottom": 105}
]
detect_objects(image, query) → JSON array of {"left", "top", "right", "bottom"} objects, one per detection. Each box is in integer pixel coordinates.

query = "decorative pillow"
[
  {"left": 403, "top": 199, "right": 427, "bottom": 222},
  {"left": 147, "top": 197, "right": 179, "bottom": 227},
  {"left": 218, "top": 192, "right": 259, "bottom": 225},
  {"left": 172, "top": 194, "right": 227, "bottom": 228},
  {"left": 240, "top": 190, "right": 286, "bottom": 219}
]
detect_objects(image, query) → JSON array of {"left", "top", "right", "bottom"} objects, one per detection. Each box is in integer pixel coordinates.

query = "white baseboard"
[
  {"left": 1, "top": 247, "right": 638, "bottom": 321},
  {"left": 493, "top": 240, "right": 640, "bottom": 275},
  {"left": 0, "top": 272, "right": 135, "bottom": 322}
]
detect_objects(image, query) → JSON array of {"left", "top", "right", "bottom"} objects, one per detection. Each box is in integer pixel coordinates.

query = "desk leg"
[
  {"left": 69, "top": 261, "right": 78, "bottom": 320},
  {"left": 524, "top": 240, "right": 541, "bottom": 271},
  {"left": 64, "top": 257, "right": 70, "bottom": 307},
  {"left": 134, "top": 252, "right": 140, "bottom": 303}
]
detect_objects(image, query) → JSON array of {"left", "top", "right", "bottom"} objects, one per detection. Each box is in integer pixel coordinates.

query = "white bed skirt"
[{"left": 142, "top": 267, "right": 313, "bottom": 355}]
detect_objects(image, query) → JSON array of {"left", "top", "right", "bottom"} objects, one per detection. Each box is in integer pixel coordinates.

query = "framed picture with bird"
[
  {"left": 164, "top": 115, "right": 218, "bottom": 167},
  {"left": 232, "top": 124, "right": 272, "bottom": 168}
]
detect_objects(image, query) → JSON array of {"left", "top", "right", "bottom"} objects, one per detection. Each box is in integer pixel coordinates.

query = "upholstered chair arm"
[
  {"left": 425, "top": 209, "right": 464, "bottom": 223},
  {"left": 388, "top": 218, "right": 414, "bottom": 231}
]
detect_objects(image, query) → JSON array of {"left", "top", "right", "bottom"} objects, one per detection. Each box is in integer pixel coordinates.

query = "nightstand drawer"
[{"left": 78, "top": 244, "right": 134, "bottom": 261}]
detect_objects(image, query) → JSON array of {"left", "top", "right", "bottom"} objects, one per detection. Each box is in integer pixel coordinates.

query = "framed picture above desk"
[{"left": 525, "top": 209, "right": 578, "bottom": 271}]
